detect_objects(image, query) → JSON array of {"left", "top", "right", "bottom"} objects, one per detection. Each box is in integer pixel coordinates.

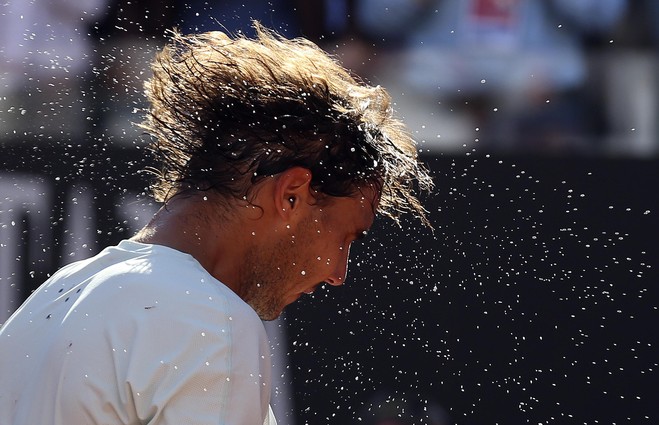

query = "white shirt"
[{"left": 0, "top": 240, "right": 277, "bottom": 425}]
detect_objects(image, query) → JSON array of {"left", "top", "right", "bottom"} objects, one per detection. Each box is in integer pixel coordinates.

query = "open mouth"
[{"left": 303, "top": 284, "right": 322, "bottom": 295}]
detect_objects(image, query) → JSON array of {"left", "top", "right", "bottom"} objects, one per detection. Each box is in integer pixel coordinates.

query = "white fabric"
[{"left": 0, "top": 240, "right": 277, "bottom": 425}]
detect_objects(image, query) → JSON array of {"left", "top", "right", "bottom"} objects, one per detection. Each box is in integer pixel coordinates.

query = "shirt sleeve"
[
  {"left": 121, "top": 296, "right": 273, "bottom": 425},
  {"left": 65, "top": 276, "right": 276, "bottom": 425}
]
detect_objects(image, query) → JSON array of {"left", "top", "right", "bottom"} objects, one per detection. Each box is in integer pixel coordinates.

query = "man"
[{"left": 0, "top": 23, "right": 432, "bottom": 424}]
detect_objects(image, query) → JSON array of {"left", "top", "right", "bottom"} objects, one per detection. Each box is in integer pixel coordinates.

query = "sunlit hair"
[{"left": 140, "top": 22, "right": 433, "bottom": 226}]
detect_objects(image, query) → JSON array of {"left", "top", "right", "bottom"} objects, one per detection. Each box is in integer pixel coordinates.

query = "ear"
[{"left": 273, "top": 167, "right": 314, "bottom": 220}]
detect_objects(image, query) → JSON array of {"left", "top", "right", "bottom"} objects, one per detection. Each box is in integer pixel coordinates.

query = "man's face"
[{"left": 241, "top": 187, "right": 378, "bottom": 320}]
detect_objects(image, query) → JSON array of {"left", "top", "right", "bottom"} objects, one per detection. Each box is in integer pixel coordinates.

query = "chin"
[
  {"left": 261, "top": 297, "right": 298, "bottom": 321},
  {"left": 259, "top": 309, "right": 283, "bottom": 322},
  {"left": 253, "top": 299, "right": 286, "bottom": 321}
]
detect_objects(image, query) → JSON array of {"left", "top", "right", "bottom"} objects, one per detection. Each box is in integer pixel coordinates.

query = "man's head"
[
  {"left": 139, "top": 23, "right": 433, "bottom": 319},
  {"left": 140, "top": 22, "right": 432, "bottom": 225}
]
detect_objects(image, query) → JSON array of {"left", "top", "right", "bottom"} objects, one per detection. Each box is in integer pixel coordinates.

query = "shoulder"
[{"left": 55, "top": 240, "right": 265, "bottom": 344}]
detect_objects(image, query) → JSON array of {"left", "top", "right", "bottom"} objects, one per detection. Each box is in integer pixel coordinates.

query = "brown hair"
[{"left": 140, "top": 22, "right": 433, "bottom": 226}]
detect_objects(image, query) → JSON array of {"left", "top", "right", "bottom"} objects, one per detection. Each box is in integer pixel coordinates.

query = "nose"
[{"left": 325, "top": 244, "right": 351, "bottom": 286}]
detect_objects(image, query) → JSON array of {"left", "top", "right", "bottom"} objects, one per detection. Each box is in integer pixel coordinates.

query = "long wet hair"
[{"left": 140, "top": 22, "right": 433, "bottom": 226}]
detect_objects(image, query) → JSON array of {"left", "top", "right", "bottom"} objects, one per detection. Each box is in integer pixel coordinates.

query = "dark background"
[{"left": 3, "top": 141, "right": 657, "bottom": 424}]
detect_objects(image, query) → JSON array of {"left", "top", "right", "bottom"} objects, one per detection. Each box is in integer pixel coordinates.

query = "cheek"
[
  {"left": 302, "top": 239, "right": 339, "bottom": 270},
  {"left": 315, "top": 243, "right": 350, "bottom": 271}
]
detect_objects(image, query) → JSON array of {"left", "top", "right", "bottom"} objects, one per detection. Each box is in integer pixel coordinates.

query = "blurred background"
[
  {"left": 3, "top": 0, "right": 659, "bottom": 157},
  {"left": 1, "top": 1, "right": 658, "bottom": 424}
]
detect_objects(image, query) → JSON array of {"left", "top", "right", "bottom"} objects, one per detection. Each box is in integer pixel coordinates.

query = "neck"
[{"left": 131, "top": 195, "right": 245, "bottom": 294}]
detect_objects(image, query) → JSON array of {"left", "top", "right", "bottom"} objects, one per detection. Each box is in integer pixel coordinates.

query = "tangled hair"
[{"left": 140, "top": 22, "right": 433, "bottom": 226}]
